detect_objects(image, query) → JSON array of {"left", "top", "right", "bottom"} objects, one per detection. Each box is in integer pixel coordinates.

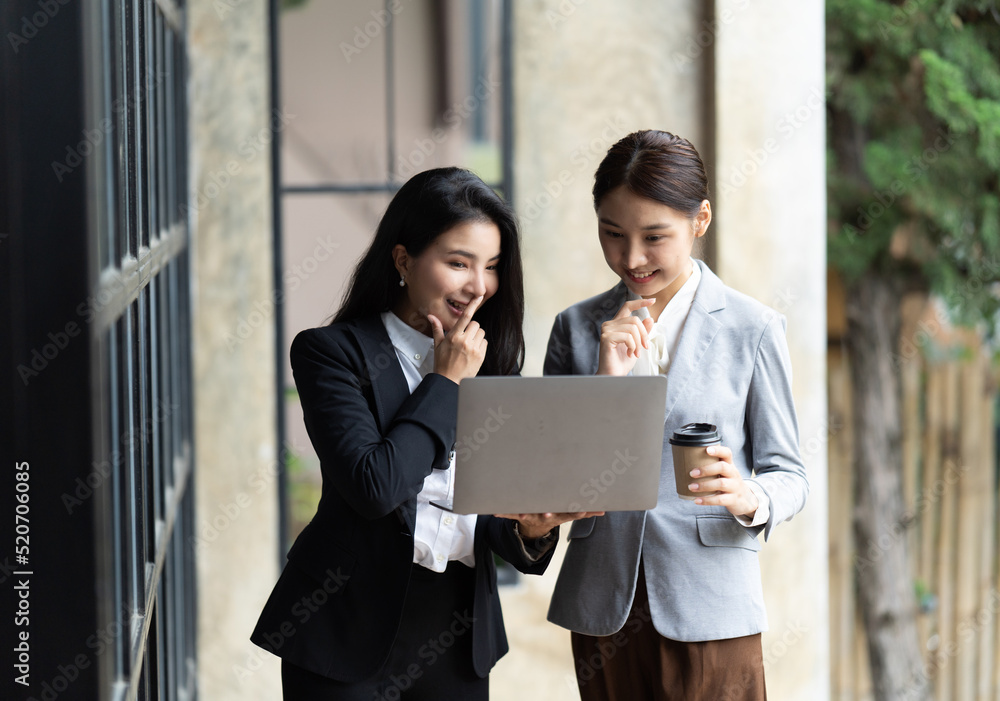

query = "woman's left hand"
[
  {"left": 689, "top": 445, "right": 759, "bottom": 518},
  {"left": 494, "top": 511, "right": 605, "bottom": 540}
]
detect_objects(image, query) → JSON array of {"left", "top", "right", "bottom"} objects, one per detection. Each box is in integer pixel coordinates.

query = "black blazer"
[{"left": 251, "top": 315, "right": 554, "bottom": 682}]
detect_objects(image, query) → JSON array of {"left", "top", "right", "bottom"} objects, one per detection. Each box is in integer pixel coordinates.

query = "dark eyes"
[
  {"left": 450, "top": 261, "right": 499, "bottom": 271},
  {"left": 602, "top": 230, "right": 665, "bottom": 242}
]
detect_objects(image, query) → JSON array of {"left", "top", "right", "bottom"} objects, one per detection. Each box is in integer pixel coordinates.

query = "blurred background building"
[{"left": 3, "top": 1, "right": 997, "bottom": 700}]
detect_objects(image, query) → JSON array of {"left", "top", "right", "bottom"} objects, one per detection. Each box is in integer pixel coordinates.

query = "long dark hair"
[
  {"left": 593, "top": 130, "right": 709, "bottom": 215},
  {"left": 333, "top": 167, "right": 524, "bottom": 376}
]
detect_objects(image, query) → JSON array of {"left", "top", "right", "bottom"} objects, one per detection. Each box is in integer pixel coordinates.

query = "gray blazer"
[{"left": 544, "top": 259, "right": 809, "bottom": 642}]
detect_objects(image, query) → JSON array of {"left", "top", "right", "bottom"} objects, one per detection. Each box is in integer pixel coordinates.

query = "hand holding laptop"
[{"left": 494, "top": 510, "right": 606, "bottom": 540}]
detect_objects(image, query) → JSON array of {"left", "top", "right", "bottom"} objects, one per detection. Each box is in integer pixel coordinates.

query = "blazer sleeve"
[
  {"left": 291, "top": 327, "right": 458, "bottom": 521},
  {"left": 543, "top": 311, "right": 574, "bottom": 376},
  {"left": 481, "top": 516, "right": 556, "bottom": 575},
  {"left": 745, "top": 315, "right": 810, "bottom": 540}
]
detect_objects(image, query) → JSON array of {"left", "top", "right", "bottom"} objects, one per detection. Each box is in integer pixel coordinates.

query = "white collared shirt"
[
  {"left": 628, "top": 259, "right": 770, "bottom": 528},
  {"left": 381, "top": 311, "right": 478, "bottom": 571},
  {"left": 628, "top": 257, "right": 703, "bottom": 377}
]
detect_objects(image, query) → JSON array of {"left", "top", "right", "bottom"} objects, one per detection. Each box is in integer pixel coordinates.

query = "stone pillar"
[
  {"left": 714, "top": 1, "right": 830, "bottom": 698},
  {"left": 188, "top": 1, "right": 282, "bottom": 698}
]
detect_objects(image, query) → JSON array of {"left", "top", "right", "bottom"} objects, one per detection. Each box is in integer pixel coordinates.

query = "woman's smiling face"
[
  {"left": 596, "top": 185, "right": 709, "bottom": 317},
  {"left": 392, "top": 219, "right": 501, "bottom": 334}
]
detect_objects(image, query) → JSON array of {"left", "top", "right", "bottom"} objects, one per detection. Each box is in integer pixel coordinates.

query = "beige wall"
[{"left": 188, "top": 0, "right": 281, "bottom": 698}]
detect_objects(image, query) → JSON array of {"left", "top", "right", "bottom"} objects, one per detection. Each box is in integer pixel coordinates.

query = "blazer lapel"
[
  {"left": 663, "top": 260, "right": 726, "bottom": 423},
  {"left": 349, "top": 315, "right": 411, "bottom": 434},
  {"left": 349, "top": 314, "right": 423, "bottom": 533}
]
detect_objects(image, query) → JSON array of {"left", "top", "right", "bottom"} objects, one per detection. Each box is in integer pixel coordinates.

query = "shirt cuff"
[
  {"left": 733, "top": 481, "right": 770, "bottom": 528},
  {"left": 514, "top": 522, "right": 557, "bottom": 562}
]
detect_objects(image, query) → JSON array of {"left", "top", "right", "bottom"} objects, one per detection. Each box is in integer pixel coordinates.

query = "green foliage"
[{"left": 827, "top": 0, "right": 1000, "bottom": 331}]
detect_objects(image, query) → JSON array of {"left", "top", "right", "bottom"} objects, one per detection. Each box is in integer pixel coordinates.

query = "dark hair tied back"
[{"left": 593, "top": 130, "right": 709, "bottom": 216}]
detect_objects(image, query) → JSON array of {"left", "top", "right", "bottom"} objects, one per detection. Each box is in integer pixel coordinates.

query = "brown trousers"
[{"left": 571, "top": 565, "right": 766, "bottom": 701}]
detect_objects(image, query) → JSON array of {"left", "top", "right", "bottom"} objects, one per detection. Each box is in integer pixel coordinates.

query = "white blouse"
[{"left": 381, "top": 311, "right": 477, "bottom": 572}]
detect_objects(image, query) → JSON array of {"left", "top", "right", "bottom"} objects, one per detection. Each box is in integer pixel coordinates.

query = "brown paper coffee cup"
[{"left": 669, "top": 423, "right": 721, "bottom": 500}]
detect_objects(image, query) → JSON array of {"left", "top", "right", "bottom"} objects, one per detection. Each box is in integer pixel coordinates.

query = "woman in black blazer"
[{"left": 252, "top": 168, "right": 593, "bottom": 700}]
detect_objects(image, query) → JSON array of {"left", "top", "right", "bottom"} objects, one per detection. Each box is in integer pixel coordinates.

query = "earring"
[{"left": 399, "top": 276, "right": 406, "bottom": 287}]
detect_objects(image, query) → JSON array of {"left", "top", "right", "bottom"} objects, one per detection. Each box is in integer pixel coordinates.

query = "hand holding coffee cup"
[{"left": 669, "top": 423, "right": 759, "bottom": 518}]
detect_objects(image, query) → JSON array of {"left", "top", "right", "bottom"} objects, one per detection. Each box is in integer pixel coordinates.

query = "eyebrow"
[
  {"left": 598, "top": 217, "right": 673, "bottom": 231},
  {"left": 448, "top": 250, "right": 501, "bottom": 261}
]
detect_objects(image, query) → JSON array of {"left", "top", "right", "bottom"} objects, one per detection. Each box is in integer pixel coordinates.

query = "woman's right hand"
[
  {"left": 429, "top": 295, "right": 487, "bottom": 384},
  {"left": 597, "top": 299, "right": 655, "bottom": 376}
]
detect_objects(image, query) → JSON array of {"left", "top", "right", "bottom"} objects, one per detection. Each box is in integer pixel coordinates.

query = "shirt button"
[
  {"left": 444, "top": 516, "right": 454, "bottom": 525},
  {"left": 436, "top": 554, "right": 445, "bottom": 563},
  {"left": 414, "top": 353, "right": 421, "bottom": 361},
  {"left": 449, "top": 450, "right": 456, "bottom": 462}
]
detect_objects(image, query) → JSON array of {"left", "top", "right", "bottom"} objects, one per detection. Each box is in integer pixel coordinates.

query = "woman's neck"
[{"left": 646, "top": 259, "right": 693, "bottom": 322}]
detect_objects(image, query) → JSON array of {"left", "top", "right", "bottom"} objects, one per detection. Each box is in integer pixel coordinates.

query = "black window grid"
[{"left": 88, "top": 0, "right": 195, "bottom": 699}]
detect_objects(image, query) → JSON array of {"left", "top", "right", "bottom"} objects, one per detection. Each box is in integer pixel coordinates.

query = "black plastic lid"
[{"left": 668, "top": 422, "right": 720, "bottom": 446}]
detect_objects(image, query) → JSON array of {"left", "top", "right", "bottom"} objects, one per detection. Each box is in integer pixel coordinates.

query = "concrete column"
[
  {"left": 714, "top": 1, "right": 830, "bottom": 698},
  {"left": 188, "top": 1, "right": 281, "bottom": 698}
]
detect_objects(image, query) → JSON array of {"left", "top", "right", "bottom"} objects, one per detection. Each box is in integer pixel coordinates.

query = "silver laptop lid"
[{"left": 448, "top": 376, "right": 666, "bottom": 515}]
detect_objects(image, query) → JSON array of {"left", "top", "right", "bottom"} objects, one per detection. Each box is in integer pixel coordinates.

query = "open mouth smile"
[
  {"left": 626, "top": 270, "right": 658, "bottom": 284},
  {"left": 446, "top": 298, "right": 471, "bottom": 315}
]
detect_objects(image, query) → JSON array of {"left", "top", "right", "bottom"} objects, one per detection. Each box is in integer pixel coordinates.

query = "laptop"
[{"left": 435, "top": 376, "right": 667, "bottom": 515}]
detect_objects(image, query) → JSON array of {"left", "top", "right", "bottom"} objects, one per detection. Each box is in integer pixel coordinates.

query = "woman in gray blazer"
[{"left": 544, "top": 130, "right": 809, "bottom": 701}]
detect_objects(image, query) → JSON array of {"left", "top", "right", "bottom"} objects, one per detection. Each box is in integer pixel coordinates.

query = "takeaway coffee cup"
[{"left": 669, "top": 423, "right": 722, "bottom": 500}]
